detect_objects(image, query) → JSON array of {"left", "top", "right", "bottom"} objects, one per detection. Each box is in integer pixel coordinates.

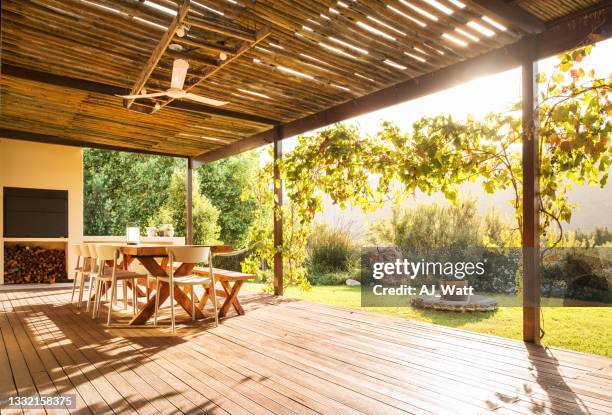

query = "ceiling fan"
[{"left": 118, "top": 59, "right": 228, "bottom": 107}]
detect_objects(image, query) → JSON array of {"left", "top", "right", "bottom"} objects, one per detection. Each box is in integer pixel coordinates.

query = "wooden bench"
[{"left": 189, "top": 267, "right": 256, "bottom": 318}]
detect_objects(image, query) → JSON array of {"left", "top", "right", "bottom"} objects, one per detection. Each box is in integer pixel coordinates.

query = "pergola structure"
[{"left": 1, "top": 0, "right": 611, "bottom": 344}]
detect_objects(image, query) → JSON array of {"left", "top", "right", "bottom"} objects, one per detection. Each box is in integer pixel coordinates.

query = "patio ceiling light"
[
  {"left": 356, "top": 21, "right": 396, "bottom": 41},
  {"left": 482, "top": 16, "right": 507, "bottom": 31},
  {"left": 467, "top": 21, "right": 495, "bottom": 37},
  {"left": 383, "top": 59, "right": 407, "bottom": 70},
  {"left": 329, "top": 7, "right": 340, "bottom": 14},
  {"left": 400, "top": 1, "right": 439, "bottom": 21},
  {"left": 329, "top": 37, "right": 369, "bottom": 54},
  {"left": 442, "top": 33, "right": 467, "bottom": 47},
  {"left": 387, "top": 5, "right": 427, "bottom": 27},
  {"left": 320, "top": 14, "right": 331, "bottom": 20},
  {"left": 337, "top": 1, "right": 349, "bottom": 7}
]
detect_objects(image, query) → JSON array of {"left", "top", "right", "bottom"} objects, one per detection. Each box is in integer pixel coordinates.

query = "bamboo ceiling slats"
[
  {"left": 1, "top": 0, "right": 601, "bottom": 157},
  {"left": 514, "top": 0, "right": 603, "bottom": 21}
]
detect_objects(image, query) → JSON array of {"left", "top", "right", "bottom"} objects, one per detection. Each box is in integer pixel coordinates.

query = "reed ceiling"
[{"left": 0, "top": 0, "right": 608, "bottom": 157}]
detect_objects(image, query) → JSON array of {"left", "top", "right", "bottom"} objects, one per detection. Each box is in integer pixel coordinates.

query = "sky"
[{"left": 260, "top": 39, "right": 612, "bottom": 236}]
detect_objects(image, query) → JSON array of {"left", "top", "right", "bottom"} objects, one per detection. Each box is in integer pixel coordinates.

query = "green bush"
[
  {"left": 368, "top": 199, "right": 515, "bottom": 252},
  {"left": 307, "top": 272, "right": 351, "bottom": 286},
  {"left": 368, "top": 200, "right": 520, "bottom": 293},
  {"left": 306, "top": 223, "right": 358, "bottom": 280},
  {"left": 574, "top": 227, "right": 612, "bottom": 247}
]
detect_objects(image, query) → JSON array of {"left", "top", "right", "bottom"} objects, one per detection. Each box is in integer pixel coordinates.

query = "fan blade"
[
  {"left": 171, "top": 59, "right": 189, "bottom": 90},
  {"left": 117, "top": 92, "right": 168, "bottom": 99},
  {"left": 184, "top": 93, "right": 228, "bottom": 106}
]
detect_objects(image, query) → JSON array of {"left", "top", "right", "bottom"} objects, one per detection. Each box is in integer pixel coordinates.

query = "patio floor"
[{"left": 0, "top": 287, "right": 610, "bottom": 415}]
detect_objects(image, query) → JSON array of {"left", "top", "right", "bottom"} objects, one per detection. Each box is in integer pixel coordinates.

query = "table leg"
[
  {"left": 129, "top": 258, "right": 204, "bottom": 325},
  {"left": 218, "top": 280, "right": 245, "bottom": 318}
]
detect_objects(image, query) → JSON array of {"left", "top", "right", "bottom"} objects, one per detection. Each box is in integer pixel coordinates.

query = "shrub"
[
  {"left": 308, "top": 272, "right": 351, "bottom": 286},
  {"left": 368, "top": 200, "right": 520, "bottom": 293},
  {"left": 574, "top": 227, "right": 612, "bottom": 247},
  {"left": 368, "top": 199, "right": 516, "bottom": 252},
  {"left": 306, "top": 223, "right": 358, "bottom": 277}
]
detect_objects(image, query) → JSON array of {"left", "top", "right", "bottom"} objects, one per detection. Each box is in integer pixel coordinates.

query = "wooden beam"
[
  {"left": 124, "top": 0, "right": 191, "bottom": 109},
  {"left": 1, "top": 65, "right": 280, "bottom": 125},
  {"left": 273, "top": 126, "right": 283, "bottom": 296},
  {"left": 186, "top": 157, "right": 194, "bottom": 245},
  {"left": 0, "top": 129, "right": 187, "bottom": 158},
  {"left": 156, "top": 25, "right": 271, "bottom": 111},
  {"left": 194, "top": 5, "right": 612, "bottom": 164},
  {"left": 470, "top": 0, "right": 546, "bottom": 34},
  {"left": 521, "top": 40, "right": 541, "bottom": 344}
]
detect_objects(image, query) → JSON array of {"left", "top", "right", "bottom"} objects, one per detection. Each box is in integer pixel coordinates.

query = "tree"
[
  {"left": 197, "top": 151, "right": 259, "bottom": 247},
  {"left": 149, "top": 168, "right": 221, "bottom": 245},
  {"left": 83, "top": 149, "right": 181, "bottom": 235}
]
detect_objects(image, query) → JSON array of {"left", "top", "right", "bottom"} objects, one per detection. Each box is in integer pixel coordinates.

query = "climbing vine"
[{"left": 243, "top": 44, "right": 611, "bottom": 289}]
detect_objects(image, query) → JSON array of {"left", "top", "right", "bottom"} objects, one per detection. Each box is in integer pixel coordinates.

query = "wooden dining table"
[{"left": 99, "top": 243, "right": 231, "bottom": 325}]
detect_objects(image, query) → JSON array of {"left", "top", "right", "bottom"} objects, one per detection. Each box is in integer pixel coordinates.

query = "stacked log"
[{"left": 4, "top": 245, "right": 66, "bottom": 284}]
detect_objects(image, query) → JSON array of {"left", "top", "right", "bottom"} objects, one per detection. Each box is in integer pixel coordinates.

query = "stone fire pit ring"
[{"left": 411, "top": 294, "right": 498, "bottom": 312}]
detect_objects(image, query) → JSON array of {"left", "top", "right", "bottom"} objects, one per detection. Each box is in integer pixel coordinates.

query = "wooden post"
[
  {"left": 273, "top": 126, "right": 284, "bottom": 296},
  {"left": 521, "top": 44, "right": 541, "bottom": 344},
  {"left": 186, "top": 157, "right": 193, "bottom": 245}
]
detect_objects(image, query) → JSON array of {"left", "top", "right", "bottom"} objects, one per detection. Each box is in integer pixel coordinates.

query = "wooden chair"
[
  {"left": 85, "top": 243, "right": 99, "bottom": 315},
  {"left": 69, "top": 244, "right": 83, "bottom": 304},
  {"left": 155, "top": 246, "right": 218, "bottom": 334},
  {"left": 92, "top": 244, "right": 146, "bottom": 325},
  {"left": 73, "top": 243, "right": 93, "bottom": 309}
]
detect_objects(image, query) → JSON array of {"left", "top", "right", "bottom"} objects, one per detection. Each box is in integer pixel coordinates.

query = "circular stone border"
[{"left": 411, "top": 295, "right": 498, "bottom": 312}]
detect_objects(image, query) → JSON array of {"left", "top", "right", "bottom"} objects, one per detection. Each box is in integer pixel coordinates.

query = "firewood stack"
[{"left": 4, "top": 245, "right": 67, "bottom": 284}]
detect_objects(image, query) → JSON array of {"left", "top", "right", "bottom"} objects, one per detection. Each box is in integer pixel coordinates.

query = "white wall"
[{"left": 0, "top": 139, "right": 83, "bottom": 284}]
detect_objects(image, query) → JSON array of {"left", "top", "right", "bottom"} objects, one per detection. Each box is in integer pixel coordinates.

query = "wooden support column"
[
  {"left": 186, "top": 157, "right": 194, "bottom": 245},
  {"left": 521, "top": 42, "right": 541, "bottom": 344},
  {"left": 273, "top": 126, "right": 284, "bottom": 296}
]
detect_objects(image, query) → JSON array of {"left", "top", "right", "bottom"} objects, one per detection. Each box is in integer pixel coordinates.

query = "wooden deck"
[{"left": 0, "top": 286, "right": 610, "bottom": 415}]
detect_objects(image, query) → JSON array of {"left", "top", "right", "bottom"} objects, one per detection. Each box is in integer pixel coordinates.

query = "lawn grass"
[{"left": 243, "top": 282, "right": 611, "bottom": 357}]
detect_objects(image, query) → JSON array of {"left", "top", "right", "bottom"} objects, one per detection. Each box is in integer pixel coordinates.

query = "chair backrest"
[
  {"left": 95, "top": 244, "right": 120, "bottom": 262},
  {"left": 69, "top": 244, "right": 81, "bottom": 257},
  {"left": 87, "top": 243, "right": 98, "bottom": 259},
  {"left": 167, "top": 246, "right": 211, "bottom": 265},
  {"left": 80, "top": 243, "right": 91, "bottom": 258}
]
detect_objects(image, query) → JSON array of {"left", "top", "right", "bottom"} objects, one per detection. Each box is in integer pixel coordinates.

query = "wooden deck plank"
[
  {"left": 39, "top": 289, "right": 226, "bottom": 415},
  {"left": 0, "top": 287, "right": 609, "bottom": 415},
  {"left": 13, "top": 292, "right": 163, "bottom": 415},
  {"left": 237, "top": 303, "right": 610, "bottom": 415}
]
